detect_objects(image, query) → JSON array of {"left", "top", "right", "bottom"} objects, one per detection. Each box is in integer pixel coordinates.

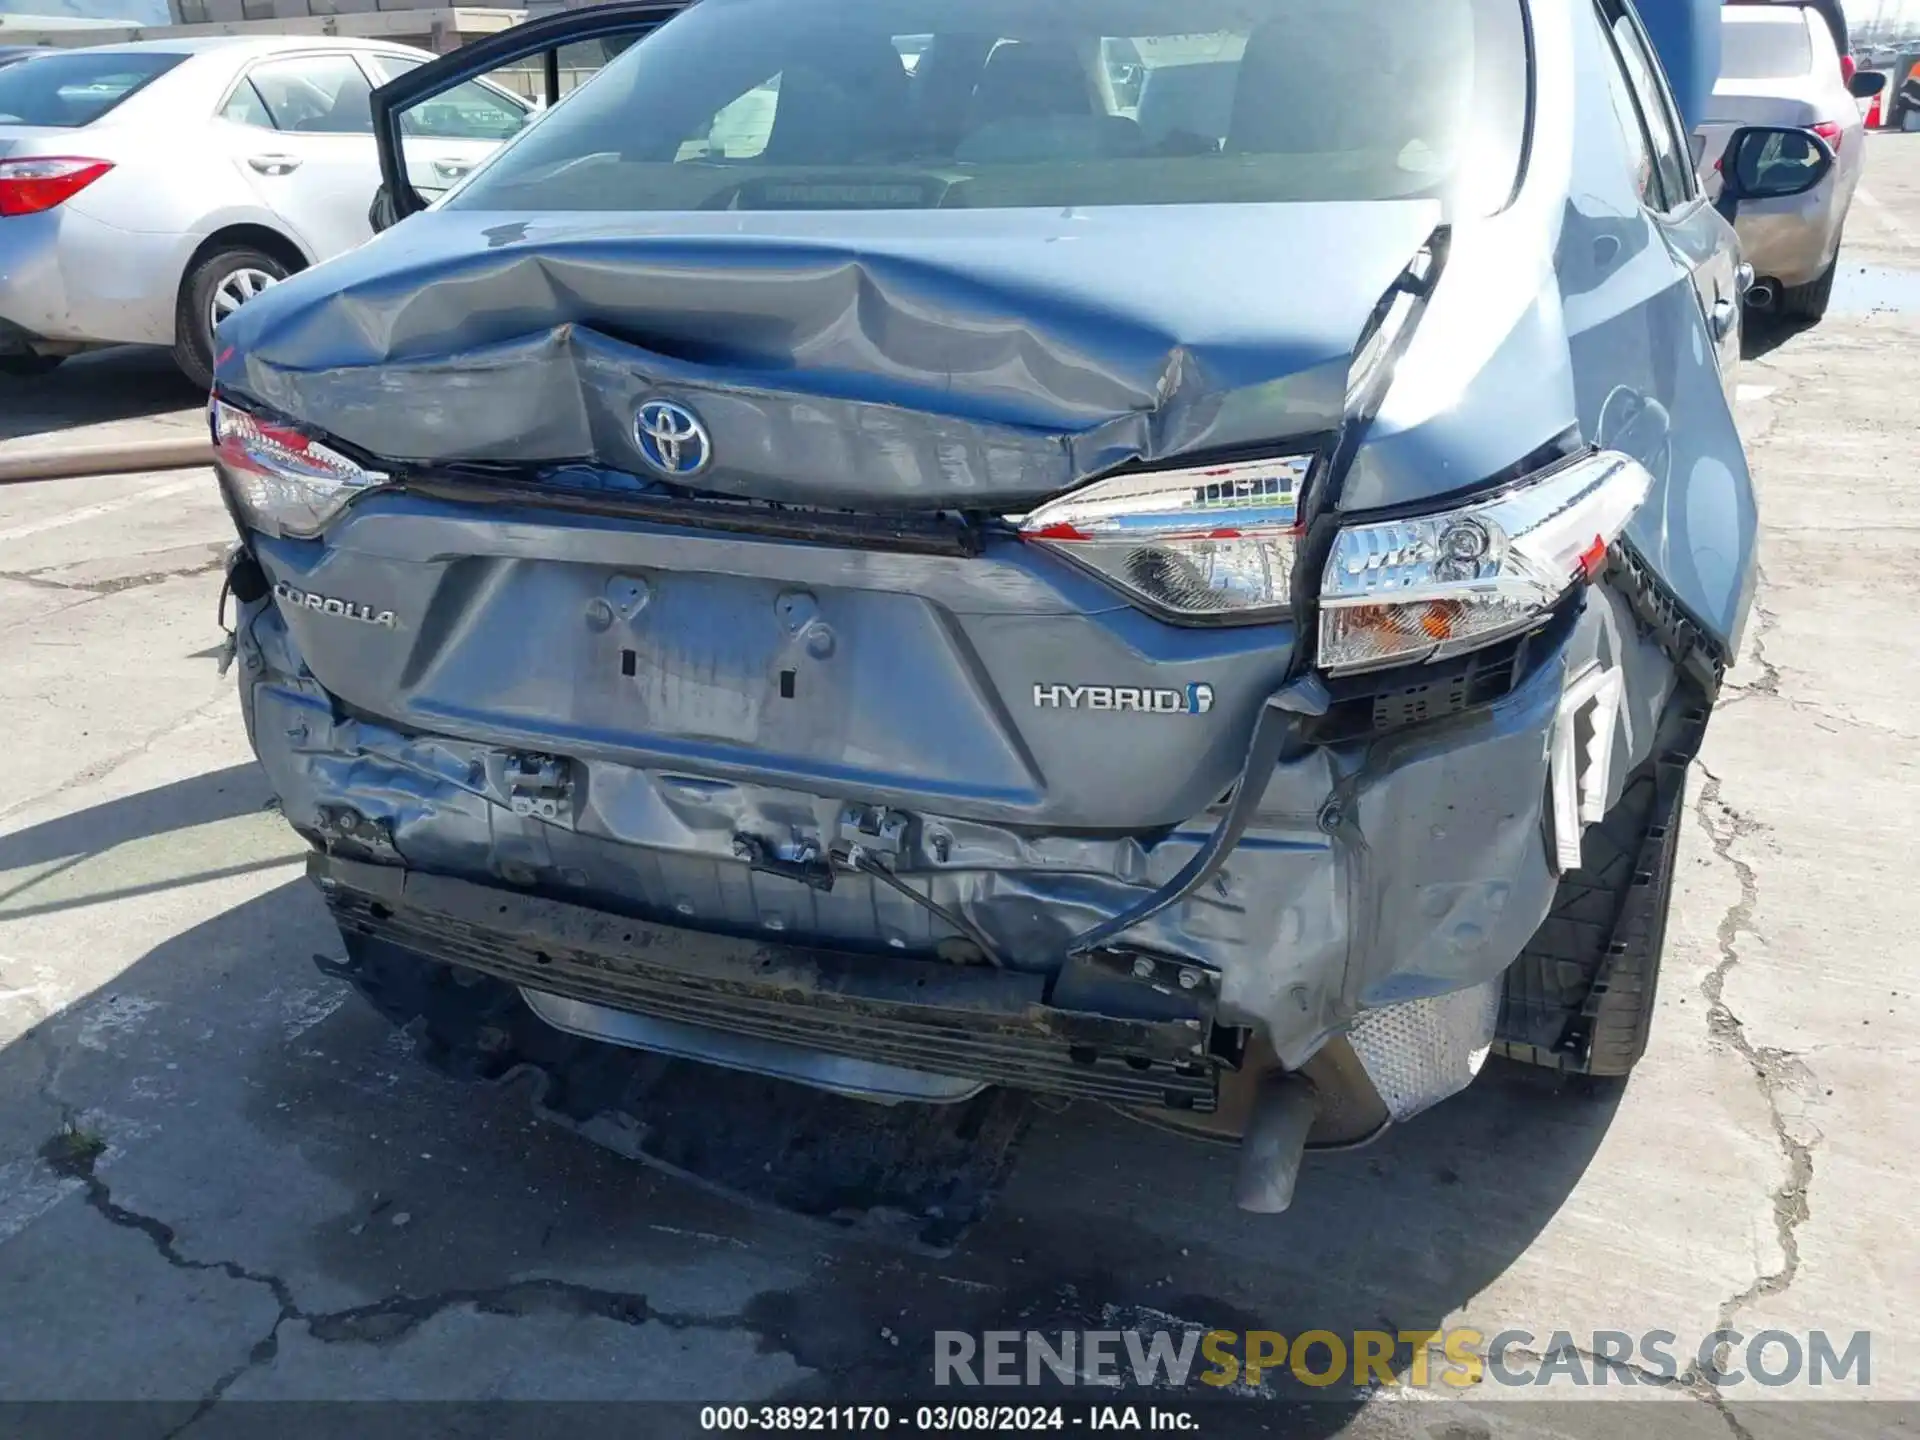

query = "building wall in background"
[{"left": 0, "top": 0, "right": 167, "bottom": 20}]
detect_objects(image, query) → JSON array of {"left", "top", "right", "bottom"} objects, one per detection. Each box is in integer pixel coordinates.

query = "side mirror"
[
  {"left": 1714, "top": 125, "right": 1836, "bottom": 222},
  {"left": 1849, "top": 69, "right": 1887, "bottom": 99}
]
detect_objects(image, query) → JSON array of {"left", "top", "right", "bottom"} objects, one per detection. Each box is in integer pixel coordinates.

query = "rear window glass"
[
  {"left": 1719, "top": 17, "right": 1814, "bottom": 79},
  {"left": 448, "top": 0, "right": 1530, "bottom": 217},
  {"left": 0, "top": 51, "right": 185, "bottom": 128}
]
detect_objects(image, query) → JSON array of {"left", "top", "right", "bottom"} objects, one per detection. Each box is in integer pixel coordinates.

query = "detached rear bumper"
[
  {"left": 244, "top": 558, "right": 1681, "bottom": 1118},
  {"left": 314, "top": 850, "right": 1222, "bottom": 1111}
]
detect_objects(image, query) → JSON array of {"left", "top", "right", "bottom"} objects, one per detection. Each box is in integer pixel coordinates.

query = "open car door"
[{"left": 369, "top": 1, "right": 692, "bottom": 227}]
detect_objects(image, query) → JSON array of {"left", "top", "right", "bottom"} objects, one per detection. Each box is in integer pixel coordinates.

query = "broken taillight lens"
[
  {"left": 0, "top": 157, "right": 113, "bottom": 217},
  {"left": 1015, "top": 455, "right": 1310, "bottom": 621},
  {"left": 1317, "top": 450, "right": 1653, "bottom": 675},
  {"left": 211, "top": 396, "right": 388, "bottom": 539}
]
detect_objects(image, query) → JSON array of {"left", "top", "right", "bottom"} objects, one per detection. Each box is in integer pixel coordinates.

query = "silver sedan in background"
[
  {"left": 1697, "top": 2, "right": 1886, "bottom": 321},
  {"left": 0, "top": 37, "right": 532, "bottom": 386}
]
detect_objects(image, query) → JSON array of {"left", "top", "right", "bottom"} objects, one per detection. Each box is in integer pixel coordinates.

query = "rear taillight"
[
  {"left": 1318, "top": 451, "right": 1652, "bottom": 675},
  {"left": 211, "top": 395, "right": 388, "bottom": 538},
  {"left": 0, "top": 157, "right": 113, "bottom": 217},
  {"left": 1811, "top": 121, "right": 1845, "bottom": 153},
  {"left": 1016, "top": 456, "right": 1310, "bottom": 622}
]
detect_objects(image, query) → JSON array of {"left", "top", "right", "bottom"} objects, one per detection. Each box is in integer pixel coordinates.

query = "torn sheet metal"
[
  {"left": 213, "top": 202, "right": 1442, "bottom": 508},
  {"left": 238, "top": 569, "right": 1676, "bottom": 1070}
]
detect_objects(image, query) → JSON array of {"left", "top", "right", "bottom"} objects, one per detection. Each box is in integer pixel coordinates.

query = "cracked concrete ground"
[{"left": 3, "top": 140, "right": 1919, "bottom": 1440}]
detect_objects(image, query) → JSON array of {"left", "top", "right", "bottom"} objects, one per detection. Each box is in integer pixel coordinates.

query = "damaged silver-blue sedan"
[{"left": 208, "top": 0, "right": 1832, "bottom": 1211}]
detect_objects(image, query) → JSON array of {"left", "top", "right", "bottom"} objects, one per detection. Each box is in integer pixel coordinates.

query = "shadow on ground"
[
  {"left": 1742, "top": 311, "right": 1815, "bottom": 361},
  {"left": 0, "top": 763, "right": 266, "bottom": 875},
  {"left": 0, "top": 347, "right": 200, "bottom": 445},
  {"left": 0, "top": 766, "right": 1626, "bottom": 1425}
]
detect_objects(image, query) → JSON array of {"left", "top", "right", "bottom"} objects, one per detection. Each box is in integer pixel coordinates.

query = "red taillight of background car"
[
  {"left": 0, "top": 157, "right": 113, "bottom": 217},
  {"left": 1810, "top": 120, "right": 1845, "bottom": 154},
  {"left": 1841, "top": 55, "right": 1856, "bottom": 84}
]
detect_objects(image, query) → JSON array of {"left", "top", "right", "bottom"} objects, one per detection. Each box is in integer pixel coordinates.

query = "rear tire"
[
  {"left": 1496, "top": 762, "right": 1686, "bottom": 1079},
  {"left": 1779, "top": 251, "right": 1839, "bottom": 324},
  {"left": 174, "top": 245, "right": 289, "bottom": 391},
  {"left": 0, "top": 353, "right": 63, "bottom": 379}
]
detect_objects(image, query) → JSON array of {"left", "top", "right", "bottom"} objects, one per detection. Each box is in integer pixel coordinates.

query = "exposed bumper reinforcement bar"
[{"left": 311, "top": 852, "right": 1222, "bottom": 1111}]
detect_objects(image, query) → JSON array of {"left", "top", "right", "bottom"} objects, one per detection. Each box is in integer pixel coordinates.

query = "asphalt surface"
[{"left": 3, "top": 138, "right": 1920, "bottom": 1439}]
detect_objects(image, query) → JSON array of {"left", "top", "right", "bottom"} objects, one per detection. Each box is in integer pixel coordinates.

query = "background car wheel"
[
  {"left": 0, "top": 353, "right": 64, "bottom": 379},
  {"left": 1780, "top": 253, "right": 1839, "bottom": 323},
  {"left": 175, "top": 246, "right": 289, "bottom": 391},
  {"left": 1495, "top": 760, "right": 1687, "bottom": 1079}
]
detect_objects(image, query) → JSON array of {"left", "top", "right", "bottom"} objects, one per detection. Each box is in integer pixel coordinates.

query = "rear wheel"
[
  {"left": 0, "top": 353, "right": 63, "bottom": 379},
  {"left": 1495, "top": 761, "right": 1687, "bottom": 1079},
  {"left": 1780, "top": 251, "right": 1839, "bottom": 324},
  {"left": 174, "top": 245, "right": 289, "bottom": 391}
]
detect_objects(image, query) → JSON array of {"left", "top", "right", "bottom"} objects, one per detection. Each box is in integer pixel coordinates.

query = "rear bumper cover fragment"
[{"left": 313, "top": 851, "right": 1221, "bottom": 1110}]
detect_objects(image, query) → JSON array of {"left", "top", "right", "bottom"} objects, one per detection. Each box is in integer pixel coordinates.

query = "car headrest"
[
  {"left": 762, "top": 33, "right": 913, "bottom": 163},
  {"left": 968, "top": 40, "right": 1093, "bottom": 125},
  {"left": 1227, "top": 13, "right": 1383, "bottom": 154},
  {"left": 324, "top": 84, "right": 374, "bottom": 133}
]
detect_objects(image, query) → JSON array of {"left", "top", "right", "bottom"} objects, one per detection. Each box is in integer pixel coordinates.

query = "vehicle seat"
[
  {"left": 955, "top": 38, "right": 1144, "bottom": 162},
  {"left": 314, "top": 82, "right": 373, "bottom": 134},
  {"left": 965, "top": 40, "right": 1095, "bottom": 127},
  {"left": 1227, "top": 13, "right": 1385, "bottom": 155},
  {"left": 1136, "top": 60, "right": 1239, "bottom": 151},
  {"left": 761, "top": 34, "right": 913, "bottom": 164},
  {"left": 1229, "top": 4, "right": 1477, "bottom": 175}
]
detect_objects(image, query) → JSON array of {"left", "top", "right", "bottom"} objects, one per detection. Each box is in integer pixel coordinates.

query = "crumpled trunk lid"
[
  {"left": 216, "top": 201, "right": 1440, "bottom": 507},
  {"left": 233, "top": 199, "right": 1444, "bottom": 972}
]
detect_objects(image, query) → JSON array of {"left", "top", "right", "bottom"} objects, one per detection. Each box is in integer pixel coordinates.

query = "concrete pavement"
[{"left": 3, "top": 138, "right": 1920, "bottom": 1438}]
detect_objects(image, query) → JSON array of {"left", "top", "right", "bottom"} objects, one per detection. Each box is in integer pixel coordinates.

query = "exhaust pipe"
[
  {"left": 1233, "top": 1074, "right": 1318, "bottom": 1214},
  {"left": 1746, "top": 279, "right": 1778, "bottom": 311}
]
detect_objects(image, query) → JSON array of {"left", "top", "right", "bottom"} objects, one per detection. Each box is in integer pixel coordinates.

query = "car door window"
[
  {"left": 364, "top": 52, "right": 530, "bottom": 140},
  {"left": 1594, "top": 3, "right": 1661, "bottom": 209},
  {"left": 363, "top": 51, "right": 423, "bottom": 84},
  {"left": 247, "top": 54, "right": 376, "bottom": 135},
  {"left": 1604, "top": 5, "right": 1696, "bottom": 210},
  {"left": 220, "top": 77, "right": 276, "bottom": 129}
]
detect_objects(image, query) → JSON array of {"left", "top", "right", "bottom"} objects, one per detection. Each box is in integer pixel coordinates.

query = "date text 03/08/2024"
[{"left": 699, "top": 1405, "right": 1198, "bottom": 1432}]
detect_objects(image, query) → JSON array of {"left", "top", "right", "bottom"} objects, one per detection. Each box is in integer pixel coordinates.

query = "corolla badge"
[
  {"left": 1033, "top": 683, "right": 1216, "bottom": 715},
  {"left": 634, "top": 399, "right": 711, "bottom": 477},
  {"left": 273, "top": 581, "right": 397, "bottom": 629}
]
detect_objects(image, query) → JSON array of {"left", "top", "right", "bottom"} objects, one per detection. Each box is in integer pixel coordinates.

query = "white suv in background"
[{"left": 1697, "top": 2, "right": 1885, "bottom": 322}]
